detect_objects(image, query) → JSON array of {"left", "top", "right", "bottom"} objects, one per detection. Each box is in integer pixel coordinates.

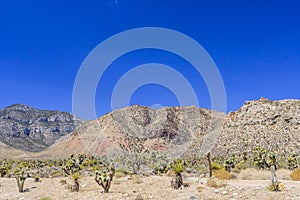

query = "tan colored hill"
[
  {"left": 32, "top": 105, "right": 224, "bottom": 159},
  {"left": 0, "top": 141, "right": 29, "bottom": 159}
]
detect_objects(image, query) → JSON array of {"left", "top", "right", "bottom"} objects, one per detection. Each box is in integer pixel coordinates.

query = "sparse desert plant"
[
  {"left": 0, "top": 160, "right": 12, "bottom": 177},
  {"left": 252, "top": 146, "right": 277, "bottom": 170},
  {"left": 206, "top": 177, "right": 227, "bottom": 188},
  {"left": 95, "top": 165, "right": 115, "bottom": 193},
  {"left": 290, "top": 168, "right": 300, "bottom": 181},
  {"left": 14, "top": 168, "right": 29, "bottom": 193},
  {"left": 150, "top": 162, "right": 169, "bottom": 174},
  {"left": 268, "top": 182, "right": 284, "bottom": 192},
  {"left": 34, "top": 174, "right": 40, "bottom": 182},
  {"left": 211, "top": 162, "right": 223, "bottom": 170},
  {"left": 287, "top": 154, "right": 300, "bottom": 170},
  {"left": 0, "top": 165, "right": 7, "bottom": 177},
  {"left": 224, "top": 157, "right": 236, "bottom": 172},
  {"left": 170, "top": 159, "right": 185, "bottom": 189},
  {"left": 132, "top": 174, "right": 143, "bottom": 184},
  {"left": 62, "top": 155, "right": 83, "bottom": 192},
  {"left": 268, "top": 166, "right": 284, "bottom": 192},
  {"left": 115, "top": 167, "right": 130, "bottom": 178},
  {"left": 60, "top": 179, "right": 67, "bottom": 185},
  {"left": 213, "top": 169, "right": 231, "bottom": 180},
  {"left": 71, "top": 172, "right": 81, "bottom": 192},
  {"left": 207, "top": 153, "right": 212, "bottom": 177}
]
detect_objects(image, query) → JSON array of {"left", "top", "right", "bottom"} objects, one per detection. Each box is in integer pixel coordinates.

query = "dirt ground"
[{"left": 1, "top": 172, "right": 300, "bottom": 200}]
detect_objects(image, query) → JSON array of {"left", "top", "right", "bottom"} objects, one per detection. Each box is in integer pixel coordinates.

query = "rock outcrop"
[
  {"left": 214, "top": 98, "right": 300, "bottom": 159},
  {"left": 0, "top": 104, "right": 83, "bottom": 152}
]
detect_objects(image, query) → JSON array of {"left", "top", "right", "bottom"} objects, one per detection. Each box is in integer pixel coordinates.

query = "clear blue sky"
[{"left": 0, "top": 0, "right": 299, "bottom": 118}]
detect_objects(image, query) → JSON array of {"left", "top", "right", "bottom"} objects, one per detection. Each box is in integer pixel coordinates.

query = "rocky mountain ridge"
[
  {"left": 0, "top": 98, "right": 299, "bottom": 161},
  {"left": 0, "top": 104, "right": 83, "bottom": 152},
  {"left": 214, "top": 98, "right": 300, "bottom": 159},
  {"left": 34, "top": 98, "right": 300, "bottom": 161}
]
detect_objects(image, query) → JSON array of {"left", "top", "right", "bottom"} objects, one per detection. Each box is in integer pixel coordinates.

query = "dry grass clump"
[
  {"left": 268, "top": 182, "right": 284, "bottom": 192},
  {"left": 213, "top": 169, "right": 231, "bottom": 180},
  {"left": 290, "top": 168, "right": 300, "bottom": 181},
  {"left": 132, "top": 175, "right": 143, "bottom": 184},
  {"left": 206, "top": 177, "right": 227, "bottom": 188}
]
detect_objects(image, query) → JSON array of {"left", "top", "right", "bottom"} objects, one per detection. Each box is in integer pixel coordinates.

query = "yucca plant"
[
  {"left": 62, "top": 155, "right": 83, "bottom": 192},
  {"left": 14, "top": 168, "right": 28, "bottom": 193},
  {"left": 170, "top": 159, "right": 185, "bottom": 189},
  {"left": 95, "top": 166, "right": 115, "bottom": 193},
  {"left": 71, "top": 172, "right": 81, "bottom": 192}
]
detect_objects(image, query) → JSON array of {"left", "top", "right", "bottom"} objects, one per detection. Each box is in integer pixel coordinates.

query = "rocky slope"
[
  {"left": 0, "top": 104, "right": 83, "bottom": 152},
  {"left": 39, "top": 98, "right": 300, "bottom": 160},
  {"left": 1, "top": 98, "right": 299, "bottom": 161},
  {"left": 36, "top": 105, "right": 224, "bottom": 159},
  {"left": 214, "top": 98, "right": 300, "bottom": 159}
]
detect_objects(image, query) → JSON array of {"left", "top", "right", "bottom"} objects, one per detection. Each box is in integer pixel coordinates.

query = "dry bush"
[
  {"left": 132, "top": 175, "right": 143, "bottom": 184},
  {"left": 213, "top": 169, "right": 231, "bottom": 180},
  {"left": 206, "top": 177, "right": 227, "bottom": 188},
  {"left": 268, "top": 182, "right": 284, "bottom": 192},
  {"left": 290, "top": 168, "right": 300, "bottom": 181},
  {"left": 211, "top": 162, "right": 223, "bottom": 170}
]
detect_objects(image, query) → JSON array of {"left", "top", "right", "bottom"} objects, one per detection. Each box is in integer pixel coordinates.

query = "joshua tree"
[
  {"left": 207, "top": 152, "right": 212, "bottom": 177},
  {"left": 94, "top": 166, "right": 115, "bottom": 193},
  {"left": 170, "top": 159, "right": 185, "bottom": 189},
  {"left": 0, "top": 166, "right": 6, "bottom": 177},
  {"left": 62, "top": 155, "right": 82, "bottom": 192},
  {"left": 14, "top": 169, "right": 28, "bottom": 193},
  {"left": 71, "top": 172, "right": 81, "bottom": 192}
]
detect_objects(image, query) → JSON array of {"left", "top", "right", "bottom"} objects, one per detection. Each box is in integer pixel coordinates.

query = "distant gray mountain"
[{"left": 0, "top": 104, "right": 83, "bottom": 152}]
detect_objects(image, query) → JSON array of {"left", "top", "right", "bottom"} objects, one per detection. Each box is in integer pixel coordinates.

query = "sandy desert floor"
[{"left": 0, "top": 173, "right": 300, "bottom": 200}]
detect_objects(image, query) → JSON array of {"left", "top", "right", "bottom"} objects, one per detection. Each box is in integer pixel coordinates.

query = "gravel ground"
[{"left": 0, "top": 175, "right": 300, "bottom": 200}]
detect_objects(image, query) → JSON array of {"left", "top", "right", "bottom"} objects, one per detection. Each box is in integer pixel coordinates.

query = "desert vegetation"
[{"left": 0, "top": 152, "right": 299, "bottom": 199}]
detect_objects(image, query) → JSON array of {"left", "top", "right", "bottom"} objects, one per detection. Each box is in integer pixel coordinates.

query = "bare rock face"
[
  {"left": 66, "top": 105, "right": 225, "bottom": 160},
  {"left": 214, "top": 98, "right": 300, "bottom": 158},
  {"left": 0, "top": 104, "right": 83, "bottom": 152}
]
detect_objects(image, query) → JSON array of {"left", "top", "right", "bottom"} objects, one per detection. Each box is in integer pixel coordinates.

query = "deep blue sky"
[{"left": 0, "top": 0, "right": 299, "bottom": 118}]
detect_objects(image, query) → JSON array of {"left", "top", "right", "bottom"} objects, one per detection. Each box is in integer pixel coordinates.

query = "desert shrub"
[
  {"left": 290, "top": 168, "right": 300, "bottom": 181},
  {"left": 206, "top": 177, "right": 227, "bottom": 188},
  {"left": 287, "top": 155, "right": 300, "bottom": 170},
  {"left": 150, "top": 162, "right": 170, "bottom": 174},
  {"left": 213, "top": 169, "right": 231, "bottom": 180},
  {"left": 252, "top": 146, "right": 276, "bottom": 169},
  {"left": 34, "top": 174, "right": 40, "bottom": 182},
  {"left": 60, "top": 179, "right": 67, "bottom": 185},
  {"left": 234, "top": 161, "right": 249, "bottom": 171},
  {"left": 211, "top": 162, "right": 223, "bottom": 170},
  {"left": 170, "top": 159, "right": 185, "bottom": 189},
  {"left": 132, "top": 174, "right": 143, "bottom": 184},
  {"left": 268, "top": 182, "right": 284, "bottom": 192},
  {"left": 224, "top": 157, "right": 236, "bottom": 172}
]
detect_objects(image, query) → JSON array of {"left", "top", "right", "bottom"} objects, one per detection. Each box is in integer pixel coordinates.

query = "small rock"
[
  {"left": 215, "top": 189, "right": 220, "bottom": 194},
  {"left": 232, "top": 192, "right": 238, "bottom": 196},
  {"left": 189, "top": 195, "right": 198, "bottom": 200},
  {"left": 221, "top": 191, "right": 228, "bottom": 195}
]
